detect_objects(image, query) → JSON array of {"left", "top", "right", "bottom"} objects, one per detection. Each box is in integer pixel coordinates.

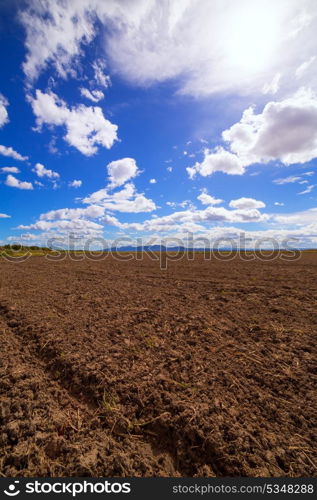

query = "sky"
[{"left": 1, "top": 0, "right": 317, "bottom": 249}]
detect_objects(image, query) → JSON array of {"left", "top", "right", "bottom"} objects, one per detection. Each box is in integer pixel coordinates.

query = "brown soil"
[{"left": 0, "top": 253, "right": 316, "bottom": 477}]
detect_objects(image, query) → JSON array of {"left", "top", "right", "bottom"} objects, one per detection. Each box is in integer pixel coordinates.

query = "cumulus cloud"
[
  {"left": 80, "top": 88, "right": 104, "bottom": 102},
  {"left": 19, "top": 0, "right": 317, "bottom": 97},
  {"left": 0, "top": 145, "right": 28, "bottom": 161},
  {"left": 187, "top": 147, "right": 245, "bottom": 179},
  {"left": 149, "top": 178, "right": 157, "bottom": 184},
  {"left": 33, "top": 162, "right": 60, "bottom": 179},
  {"left": 223, "top": 88, "right": 317, "bottom": 166},
  {"left": 229, "top": 197, "right": 266, "bottom": 209},
  {"left": 69, "top": 179, "right": 82, "bottom": 188},
  {"left": 107, "top": 158, "right": 140, "bottom": 189},
  {"left": 1, "top": 167, "right": 20, "bottom": 174},
  {"left": 106, "top": 204, "right": 269, "bottom": 234},
  {"left": 83, "top": 182, "right": 156, "bottom": 213},
  {"left": 197, "top": 189, "right": 223, "bottom": 206},
  {"left": 5, "top": 174, "right": 33, "bottom": 190},
  {"left": 0, "top": 213, "right": 10, "bottom": 218},
  {"left": 189, "top": 89, "right": 317, "bottom": 179},
  {"left": 273, "top": 207, "right": 317, "bottom": 225},
  {"left": 0, "top": 94, "right": 9, "bottom": 127},
  {"left": 29, "top": 90, "right": 118, "bottom": 156},
  {"left": 40, "top": 205, "right": 104, "bottom": 221},
  {"left": 18, "top": 219, "right": 103, "bottom": 233}
]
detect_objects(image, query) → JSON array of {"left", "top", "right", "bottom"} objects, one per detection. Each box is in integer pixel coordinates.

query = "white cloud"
[
  {"left": 274, "top": 171, "right": 315, "bottom": 185},
  {"left": 296, "top": 56, "right": 316, "bottom": 79},
  {"left": 166, "top": 200, "right": 193, "bottom": 209},
  {"left": 19, "top": 219, "right": 103, "bottom": 233},
  {"left": 274, "top": 175, "right": 302, "bottom": 185},
  {"left": 0, "top": 94, "right": 9, "bottom": 127},
  {"left": 167, "top": 166, "right": 173, "bottom": 172},
  {"left": 5, "top": 174, "right": 33, "bottom": 190},
  {"left": 29, "top": 90, "right": 118, "bottom": 156},
  {"left": 229, "top": 197, "right": 266, "bottom": 209},
  {"left": 262, "top": 73, "right": 281, "bottom": 95},
  {"left": 298, "top": 184, "right": 315, "bottom": 195},
  {"left": 0, "top": 213, "right": 10, "bottom": 218},
  {"left": 92, "top": 59, "right": 111, "bottom": 88},
  {"left": 0, "top": 145, "right": 28, "bottom": 161},
  {"left": 80, "top": 87, "right": 104, "bottom": 102},
  {"left": 149, "top": 178, "right": 157, "bottom": 184},
  {"left": 273, "top": 207, "right": 317, "bottom": 225},
  {"left": 19, "top": 1, "right": 317, "bottom": 97},
  {"left": 223, "top": 88, "right": 317, "bottom": 167},
  {"left": 114, "top": 205, "right": 268, "bottom": 233},
  {"left": 107, "top": 158, "right": 140, "bottom": 189},
  {"left": 187, "top": 147, "right": 245, "bottom": 179},
  {"left": 274, "top": 202, "right": 285, "bottom": 206},
  {"left": 101, "top": 0, "right": 317, "bottom": 97},
  {"left": 20, "top": 1, "right": 96, "bottom": 83},
  {"left": 1, "top": 167, "right": 20, "bottom": 174},
  {"left": 33, "top": 162, "right": 60, "bottom": 179},
  {"left": 83, "top": 182, "right": 156, "bottom": 213},
  {"left": 69, "top": 179, "right": 82, "bottom": 188},
  {"left": 40, "top": 205, "right": 104, "bottom": 221},
  {"left": 197, "top": 189, "right": 223, "bottom": 206}
]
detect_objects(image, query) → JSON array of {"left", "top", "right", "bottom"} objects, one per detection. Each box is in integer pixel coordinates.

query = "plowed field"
[{"left": 0, "top": 253, "right": 316, "bottom": 477}]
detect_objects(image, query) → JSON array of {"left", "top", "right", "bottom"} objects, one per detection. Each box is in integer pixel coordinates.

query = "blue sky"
[{"left": 1, "top": 0, "right": 317, "bottom": 249}]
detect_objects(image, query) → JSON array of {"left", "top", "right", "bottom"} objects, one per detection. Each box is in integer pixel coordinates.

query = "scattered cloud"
[
  {"left": 1, "top": 167, "right": 20, "bottom": 174},
  {"left": 108, "top": 204, "right": 269, "bottom": 233},
  {"left": 82, "top": 182, "right": 156, "bottom": 213},
  {"left": 166, "top": 200, "right": 193, "bottom": 209},
  {"left": 19, "top": 1, "right": 317, "bottom": 97},
  {"left": 92, "top": 59, "right": 111, "bottom": 88},
  {"left": 18, "top": 219, "right": 103, "bottom": 234},
  {"left": 190, "top": 89, "right": 317, "bottom": 179},
  {"left": 274, "top": 175, "right": 303, "bottom": 185},
  {"left": 29, "top": 90, "right": 118, "bottom": 156},
  {"left": 274, "top": 171, "right": 315, "bottom": 185},
  {"left": 197, "top": 189, "right": 223, "bottom": 206},
  {"left": 0, "top": 213, "right": 10, "bottom": 218},
  {"left": 33, "top": 162, "right": 60, "bottom": 179},
  {"left": 298, "top": 184, "right": 315, "bottom": 195},
  {"left": 80, "top": 87, "right": 104, "bottom": 103},
  {"left": 187, "top": 147, "right": 244, "bottom": 179},
  {"left": 229, "top": 197, "right": 266, "bottom": 209},
  {"left": 274, "top": 202, "right": 285, "bottom": 206},
  {"left": 0, "top": 94, "right": 9, "bottom": 127},
  {"left": 5, "top": 174, "right": 33, "bottom": 190},
  {"left": 0, "top": 145, "right": 28, "bottom": 161},
  {"left": 296, "top": 56, "right": 316, "bottom": 79},
  {"left": 69, "top": 179, "right": 82, "bottom": 188},
  {"left": 262, "top": 73, "right": 281, "bottom": 95},
  {"left": 40, "top": 205, "right": 104, "bottom": 221},
  {"left": 149, "top": 178, "right": 157, "bottom": 184},
  {"left": 107, "top": 158, "right": 140, "bottom": 189},
  {"left": 222, "top": 88, "right": 317, "bottom": 167}
]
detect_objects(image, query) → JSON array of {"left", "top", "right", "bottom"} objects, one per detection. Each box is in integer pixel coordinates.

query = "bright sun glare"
[{"left": 225, "top": 3, "right": 282, "bottom": 73}]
